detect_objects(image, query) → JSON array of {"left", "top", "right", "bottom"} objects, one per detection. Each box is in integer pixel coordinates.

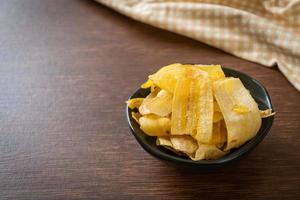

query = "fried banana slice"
[
  {"left": 213, "top": 78, "right": 262, "bottom": 151},
  {"left": 139, "top": 89, "right": 172, "bottom": 117},
  {"left": 139, "top": 114, "right": 171, "bottom": 137}
]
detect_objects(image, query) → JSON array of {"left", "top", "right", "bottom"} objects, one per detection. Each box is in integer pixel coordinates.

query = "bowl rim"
[{"left": 126, "top": 67, "right": 275, "bottom": 166}]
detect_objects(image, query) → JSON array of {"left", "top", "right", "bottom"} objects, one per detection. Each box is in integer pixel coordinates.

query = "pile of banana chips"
[{"left": 127, "top": 64, "right": 274, "bottom": 160}]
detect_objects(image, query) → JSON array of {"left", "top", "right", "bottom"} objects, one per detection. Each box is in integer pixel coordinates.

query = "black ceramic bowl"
[{"left": 126, "top": 67, "right": 274, "bottom": 168}]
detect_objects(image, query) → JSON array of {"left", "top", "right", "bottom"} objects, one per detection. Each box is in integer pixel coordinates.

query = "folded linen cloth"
[{"left": 96, "top": 0, "right": 300, "bottom": 91}]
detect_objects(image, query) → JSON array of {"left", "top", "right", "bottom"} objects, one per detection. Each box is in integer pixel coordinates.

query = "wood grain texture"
[{"left": 0, "top": 0, "right": 299, "bottom": 199}]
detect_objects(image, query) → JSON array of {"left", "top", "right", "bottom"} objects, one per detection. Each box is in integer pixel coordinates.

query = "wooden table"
[{"left": 0, "top": 0, "right": 299, "bottom": 199}]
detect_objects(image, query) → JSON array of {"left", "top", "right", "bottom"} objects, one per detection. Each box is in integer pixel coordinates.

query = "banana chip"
[
  {"left": 156, "top": 136, "right": 186, "bottom": 156},
  {"left": 213, "top": 78, "right": 262, "bottom": 151},
  {"left": 149, "top": 63, "right": 225, "bottom": 93},
  {"left": 139, "top": 89, "right": 172, "bottom": 117},
  {"left": 191, "top": 143, "right": 228, "bottom": 160},
  {"left": 171, "top": 67, "right": 213, "bottom": 143},
  {"left": 171, "top": 74, "right": 191, "bottom": 135},
  {"left": 260, "top": 109, "right": 276, "bottom": 118},
  {"left": 156, "top": 136, "right": 172, "bottom": 147},
  {"left": 128, "top": 63, "right": 274, "bottom": 160},
  {"left": 139, "top": 114, "right": 171, "bottom": 137},
  {"left": 170, "top": 135, "right": 198, "bottom": 155},
  {"left": 132, "top": 112, "right": 142, "bottom": 123},
  {"left": 194, "top": 76, "right": 214, "bottom": 144},
  {"left": 126, "top": 98, "right": 144, "bottom": 109},
  {"left": 141, "top": 79, "right": 153, "bottom": 89},
  {"left": 149, "top": 63, "right": 183, "bottom": 93},
  {"left": 193, "top": 64, "right": 225, "bottom": 82}
]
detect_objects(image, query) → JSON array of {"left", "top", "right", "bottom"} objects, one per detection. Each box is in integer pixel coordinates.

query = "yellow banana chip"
[
  {"left": 171, "top": 74, "right": 191, "bottom": 135},
  {"left": 193, "top": 64, "right": 226, "bottom": 82},
  {"left": 141, "top": 79, "right": 153, "bottom": 89},
  {"left": 139, "top": 89, "right": 172, "bottom": 117},
  {"left": 126, "top": 98, "right": 144, "bottom": 109},
  {"left": 260, "top": 109, "right": 276, "bottom": 118},
  {"left": 156, "top": 136, "right": 187, "bottom": 156},
  {"left": 194, "top": 77, "right": 214, "bottom": 144},
  {"left": 171, "top": 67, "right": 213, "bottom": 143},
  {"left": 156, "top": 136, "right": 172, "bottom": 147},
  {"left": 191, "top": 143, "right": 227, "bottom": 160},
  {"left": 138, "top": 89, "right": 158, "bottom": 114},
  {"left": 132, "top": 112, "right": 142, "bottom": 123},
  {"left": 139, "top": 114, "right": 171, "bottom": 137},
  {"left": 170, "top": 135, "right": 198, "bottom": 155},
  {"left": 148, "top": 63, "right": 183, "bottom": 93},
  {"left": 149, "top": 63, "right": 224, "bottom": 93},
  {"left": 213, "top": 78, "right": 262, "bottom": 151}
]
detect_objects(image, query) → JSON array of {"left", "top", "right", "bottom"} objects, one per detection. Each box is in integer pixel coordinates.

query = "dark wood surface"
[{"left": 0, "top": 0, "right": 299, "bottom": 199}]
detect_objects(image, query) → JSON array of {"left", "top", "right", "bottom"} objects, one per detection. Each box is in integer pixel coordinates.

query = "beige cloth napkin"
[{"left": 96, "top": 0, "right": 300, "bottom": 91}]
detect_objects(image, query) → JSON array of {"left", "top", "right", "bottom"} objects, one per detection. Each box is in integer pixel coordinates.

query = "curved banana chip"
[
  {"left": 213, "top": 78, "right": 262, "bottom": 151},
  {"left": 139, "top": 114, "right": 171, "bottom": 137},
  {"left": 149, "top": 63, "right": 225, "bottom": 93},
  {"left": 139, "top": 89, "right": 172, "bottom": 117},
  {"left": 191, "top": 143, "right": 228, "bottom": 160}
]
